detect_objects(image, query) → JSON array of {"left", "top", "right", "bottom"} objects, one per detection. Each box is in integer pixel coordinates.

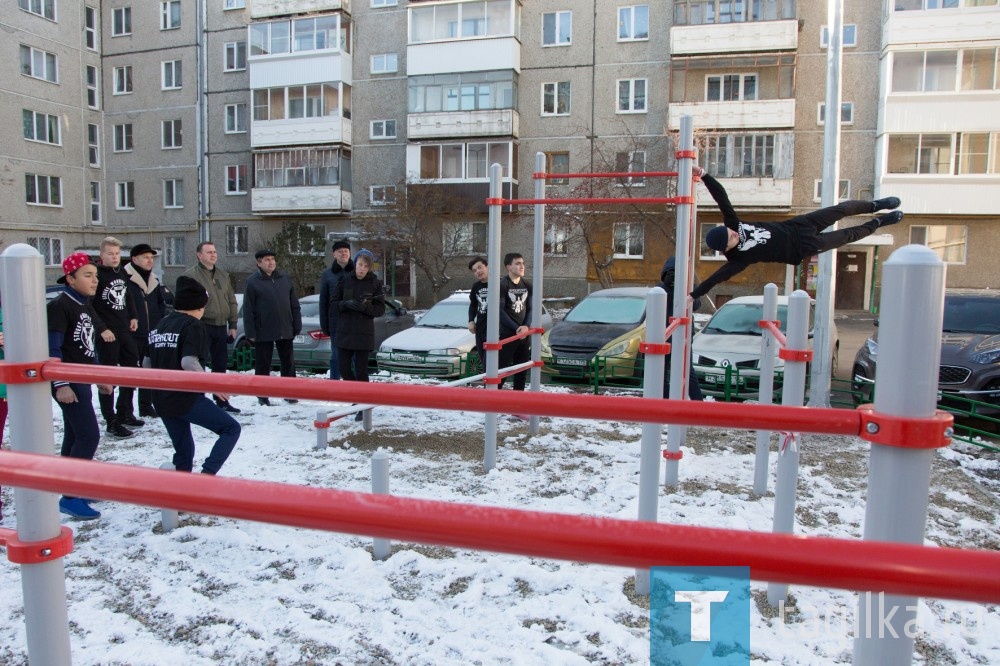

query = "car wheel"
[
  {"left": 234, "top": 338, "right": 255, "bottom": 372},
  {"left": 851, "top": 364, "right": 871, "bottom": 405}
]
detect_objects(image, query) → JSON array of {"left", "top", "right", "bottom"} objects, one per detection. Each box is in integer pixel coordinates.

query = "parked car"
[
  {"left": 377, "top": 292, "right": 553, "bottom": 379},
  {"left": 540, "top": 287, "right": 649, "bottom": 382},
  {"left": 852, "top": 289, "right": 1000, "bottom": 409},
  {"left": 692, "top": 295, "right": 839, "bottom": 393},
  {"left": 230, "top": 293, "right": 414, "bottom": 372}
]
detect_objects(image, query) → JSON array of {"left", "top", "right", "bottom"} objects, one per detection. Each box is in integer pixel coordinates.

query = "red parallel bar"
[
  {"left": 483, "top": 327, "right": 543, "bottom": 351},
  {"left": 663, "top": 318, "right": 686, "bottom": 339},
  {"left": 759, "top": 320, "right": 788, "bottom": 347},
  {"left": 1, "top": 451, "right": 999, "bottom": 604},
  {"left": 533, "top": 171, "right": 680, "bottom": 179},
  {"left": 499, "top": 197, "right": 688, "bottom": 206},
  {"left": 42, "top": 362, "right": 862, "bottom": 435}
]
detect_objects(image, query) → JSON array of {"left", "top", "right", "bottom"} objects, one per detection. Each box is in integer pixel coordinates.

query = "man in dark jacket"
[
  {"left": 333, "top": 249, "right": 385, "bottom": 387},
  {"left": 243, "top": 249, "right": 302, "bottom": 406},
  {"left": 125, "top": 243, "right": 166, "bottom": 417},
  {"left": 319, "top": 239, "right": 354, "bottom": 379},
  {"left": 498, "top": 252, "right": 532, "bottom": 391}
]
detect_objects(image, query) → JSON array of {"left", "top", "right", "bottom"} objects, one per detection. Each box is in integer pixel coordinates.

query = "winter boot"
[
  {"left": 872, "top": 196, "right": 901, "bottom": 212},
  {"left": 877, "top": 210, "right": 904, "bottom": 227}
]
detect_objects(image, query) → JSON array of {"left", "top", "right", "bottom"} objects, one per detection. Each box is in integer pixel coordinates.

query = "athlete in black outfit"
[
  {"left": 498, "top": 252, "right": 533, "bottom": 391},
  {"left": 467, "top": 256, "right": 490, "bottom": 373}
]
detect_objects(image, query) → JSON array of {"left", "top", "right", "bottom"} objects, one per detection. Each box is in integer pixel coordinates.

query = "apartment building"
[{"left": 2, "top": 0, "right": 997, "bottom": 303}]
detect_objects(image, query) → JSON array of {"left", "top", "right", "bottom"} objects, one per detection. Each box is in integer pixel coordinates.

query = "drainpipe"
[{"left": 197, "top": 0, "right": 209, "bottom": 243}]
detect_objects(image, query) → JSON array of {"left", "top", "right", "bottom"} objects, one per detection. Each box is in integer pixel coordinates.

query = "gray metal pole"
[
  {"left": 634, "top": 287, "right": 667, "bottom": 596},
  {"left": 483, "top": 163, "right": 504, "bottom": 471},
  {"left": 809, "top": 0, "right": 845, "bottom": 408},
  {"left": 664, "top": 116, "right": 696, "bottom": 488},
  {"left": 1, "top": 244, "right": 73, "bottom": 665},
  {"left": 529, "top": 152, "right": 546, "bottom": 435},
  {"left": 372, "top": 450, "right": 391, "bottom": 560},
  {"left": 766, "top": 289, "right": 810, "bottom": 606},
  {"left": 315, "top": 409, "right": 328, "bottom": 450},
  {"left": 160, "top": 462, "right": 180, "bottom": 533},
  {"left": 853, "top": 245, "right": 945, "bottom": 666},
  {"left": 753, "top": 284, "right": 779, "bottom": 496}
]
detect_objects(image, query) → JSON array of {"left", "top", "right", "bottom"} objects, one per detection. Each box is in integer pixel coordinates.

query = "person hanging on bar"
[{"left": 689, "top": 167, "right": 903, "bottom": 303}]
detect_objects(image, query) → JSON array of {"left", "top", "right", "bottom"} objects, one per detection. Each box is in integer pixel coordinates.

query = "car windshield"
[
  {"left": 418, "top": 301, "right": 467, "bottom": 328},
  {"left": 943, "top": 296, "right": 1000, "bottom": 334},
  {"left": 565, "top": 296, "right": 645, "bottom": 325},
  {"left": 704, "top": 304, "right": 797, "bottom": 335}
]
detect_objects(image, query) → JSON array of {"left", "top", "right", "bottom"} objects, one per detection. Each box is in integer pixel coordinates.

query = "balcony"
[
  {"left": 671, "top": 20, "right": 797, "bottom": 55},
  {"left": 883, "top": 92, "right": 1000, "bottom": 135},
  {"left": 668, "top": 99, "right": 795, "bottom": 130},
  {"left": 408, "top": 109, "right": 518, "bottom": 140},
  {"left": 407, "top": 37, "right": 520, "bottom": 76},
  {"left": 251, "top": 0, "right": 350, "bottom": 20},
  {"left": 250, "top": 51, "right": 351, "bottom": 88},
  {"left": 878, "top": 175, "right": 1000, "bottom": 216},
  {"left": 697, "top": 177, "right": 792, "bottom": 209},
  {"left": 251, "top": 186, "right": 351, "bottom": 215},
  {"left": 884, "top": 5, "right": 999, "bottom": 45},
  {"left": 252, "top": 116, "right": 351, "bottom": 148}
]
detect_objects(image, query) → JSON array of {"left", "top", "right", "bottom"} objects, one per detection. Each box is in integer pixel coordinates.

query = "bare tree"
[
  {"left": 357, "top": 181, "right": 484, "bottom": 304},
  {"left": 263, "top": 222, "right": 327, "bottom": 296}
]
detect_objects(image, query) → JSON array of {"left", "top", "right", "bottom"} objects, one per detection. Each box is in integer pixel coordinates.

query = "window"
[
  {"left": 225, "top": 41, "right": 247, "bottom": 71},
  {"left": 89, "top": 182, "right": 101, "bottom": 224},
  {"left": 618, "top": 5, "right": 649, "bottom": 41},
  {"left": 409, "top": 0, "right": 515, "bottom": 43},
  {"left": 613, "top": 222, "right": 644, "bottom": 258},
  {"left": 224, "top": 0, "right": 245, "bottom": 8},
  {"left": 116, "top": 181, "right": 135, "bottom": 209},
  {"left": 542, "top": 11, "right": 571, "bottom": 46},
  {"left": 165, "top": 237, "right": 185, "bottom": 266},
  {"left": 418, "top": 142, "right": 514, "bottom": 180},
  {"left": 162, "top": 119, "right": 182, "bottom": 148},
  {"left": 160, "top": 1, "right": 181, "bottom": 30},
  {"left": 821, "top": 24, "right": 858, "bottom": 48},
  {"left": 113, "top": 65, "right": 133, "bottom": 94},
  {"left": 961, "top": 48, "right": 999, "bottom": 91},
  {"left": 544, "top": 224, "right": 569, "bottom": 255},
  {"left": 251, "top": 16, "right": 346, "bottom": 56},
  {"left": 910, "top": 225, "right": 966, "bottom": 264},
  {"left": 887, "top": 133, "right": 952, "bottom": 174},
  {"left": 25, "top": 174, "right": 62, "bottom": 207},
  {"left": 542, "top": 82, "right": 571, "bottom": 116},
  {"left": 27, "top": 237, "right": 63, "bottom": 266},
  {"left": 226, "top": 165, "right": 248, "bottom": 194},
  {"left": 162, "top": 60, "right": 182, "bottom": 90},
  {"left": 706, "top": 74, "right": 758, "bottom": 101},
  {"left": 409, "top": 71, "right": 517, "bottom": 113},
  {"left": 673, "top": 0, "right": 797, "bottom": 25},
  {"left": 22, "top": 110, "right": 61, "bottom": 145},
  {"left": 253, "top": 83, "right": 344, "bottom": 120},
  {"left": 818, "top": 102, "right": 854, "bottom": 125},
  {"left": 443, "top": 221, "right": 487, "bottom": 255},
  {"left": 85, "top": 7, "right": 98, "bottom": 50},
  {"left": 19, "top": 0, "right": 56, "bottom": 21},
  {"left": 113, "top": 124, "right": 133, "bottom": 152},
  {"left": 703, "top": 132, "right": 778, "bottom": 178},
  {"left": 371, "top": 53, "right": 398, "bottom": 74},
  {"left": 813, "top": 179, "right": 851, "bottom": 202},
  {"left": 19, "top": 45, "right": 58, "bottom": 83},
  {"left": 226, "top": 225, "right": 249, "bottom": 255},
  {"left": 957, "top": 132, "right": 1000, "bottom": 174},
  {"left": 700, "top": 223, "right": 726, "bottom": 259},
  {"left": 113, "top": 7, "right": 131, "bottom": 36},
  {"left": 545, "top": 152, "right": 570, "bottom": 185},
  {"left": 254, "top": 147, "right": 346, "bottom": 188},
  {"left": 87, "top": 124, "right": 100, "bottom": 166},
  {"left": 225, "top": 104, "right": 247, "bottom": 133},
  {"left": 86, "top": 66, "right": 99, "bottom": 109},
  {"left": 617, "top": 78, "right": 647, "bottom": 113},
  {"left": 370, "top": 185, "right": 397, "bottom": 206},
  {"left": 894, "top": 0, "right": 964, "bottom": 9},
  {"left": 372, "top": 0, "right": 397, "bottom": 6},
  {"left": 370, "top": 120, "right": 397, "bottom": 139},
  {"left": 616, "top": 151, "right": 647, "bottom": 186},
  {"left": 163, "top": 179, "right": 184, "bottom": 208},
  {"left": 893, "top": 48, "right": 999, "bottom": 93}
]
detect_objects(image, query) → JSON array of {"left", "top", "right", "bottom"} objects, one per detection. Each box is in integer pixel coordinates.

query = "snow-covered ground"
[{"left": 1, "top": 372, "right": 999, "bottom": 665}]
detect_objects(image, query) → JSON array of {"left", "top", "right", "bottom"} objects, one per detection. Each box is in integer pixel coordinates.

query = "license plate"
[
  {"left": 393, "top": 353, "right": 423, "bottom": 362},
  {"left": 702, "top": 374, "right": 722, "bottom": 385},
  {"left": 555, "top": 358, "right": 588, "bottom": 367},
  {"left": 293, "top": 335, "right": 307, "bottom": 344}
]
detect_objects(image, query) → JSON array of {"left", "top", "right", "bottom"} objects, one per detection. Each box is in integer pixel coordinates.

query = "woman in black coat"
[{"left": 332, "top": 249, "right": 385, "bottom": 383}]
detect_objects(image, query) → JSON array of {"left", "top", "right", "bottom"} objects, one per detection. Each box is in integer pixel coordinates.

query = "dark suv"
[{"left": 852, "top": 289, "right": 1000, "bottom": 409}]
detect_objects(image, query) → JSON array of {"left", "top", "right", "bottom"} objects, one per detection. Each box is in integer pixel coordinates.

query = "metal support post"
[
  {"left": 315, "top": 409, "right": 328, "bottom": 450},
  {"left": 160, "top": 462, "right": 179, "bottom": 532},
  {"left": 766, "top": 290, "right": 810, "bottom": 606},
  {"left": 483, "top": 163, "right": 504, "bottom": 471},
  {"left": 528, "top": 152, "right": 547, "bottom": 435},
  {"left": 1, "top": 244, "right": 73, "bottom": 665},
  {"left": 853, "top": 245, "right": 946, "bottom": 666},
  {"left": 754, "top": 284, "right": 779, "bottom": 495},
  {"left": 634, "top": 287, "right": 667, "bottom": 596},
  {"left": 372, "top": 450, "right": 391, "bottom": 560}
]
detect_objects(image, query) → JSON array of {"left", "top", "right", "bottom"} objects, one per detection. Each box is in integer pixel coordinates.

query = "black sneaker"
[
  {"left": 107, "top": 420, "right": 134, "bottom": 438},
  {"left": 118, "top": 414, "right": 145, "bottom": 427},
  {"left": 139, "top": 406, "right": 159, "bottom": 418},
  {"left": 258, "top": 397, "right": 271, "bottom": 406},
  {"left": 872, "top": 196, "right": 901, "bottom": 212},
  {"left": 284, "top": 398, "right": 299, "bottom": 404},
  {"left": 216, "top": 400, "right": 242, "bottom": 414},
  {"left": 877, "top": 210, "right": 904, "bottom": 227}
]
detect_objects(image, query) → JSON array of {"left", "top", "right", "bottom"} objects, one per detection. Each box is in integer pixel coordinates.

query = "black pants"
[
  {"left": 498, "top": 335, "right": 529, "bottom": 391},
  {"left": 338, "top": 348, "right": 370, "bottom": 383},
  {"left": 96, "top": 330, "right": 139, "bottom": 422},
  {"left": 53, "top": 383, "right": 100, "bottom": 460},
  {"left": 205, "top": 324, "right": 230, "bottom": 373},
  {"left": 254, "top": 338, "right": 296, "bottom": 379},
  {"left": 662, "top": 354, "right": 704, "bottom": 401},
  {"left": 791, "top": 200, "right": 880, "bottom": 255}
]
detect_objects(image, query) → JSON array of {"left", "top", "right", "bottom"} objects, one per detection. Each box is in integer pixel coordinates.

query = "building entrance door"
[{"left": 835, "top": 251, "right": 866, "bottom": 310}]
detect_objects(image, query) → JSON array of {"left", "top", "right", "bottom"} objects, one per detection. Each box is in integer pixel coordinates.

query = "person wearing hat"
[
  {"left": 690, "top": 167, "right": 904, "bottom": 302},
  {"left": 47, "top": 252, "right": 115, "bottom": 520},
  {"left": 93, "top": 236, "right": 142, "bottom": 438},
  {"left": 332, "top": 249, "right": 385, "bottom": 417},
  {"left": 125, "top": 243, "right": 167, "bottom": 418},
  {"left": 242, "top": 249, "right": 302, "bottom": 406},
  {"left": 144, "top": 276, "right": 241, "bottom": 475},
  {"left": 319, "top": 239, "right": 354, "bottom": 380}
]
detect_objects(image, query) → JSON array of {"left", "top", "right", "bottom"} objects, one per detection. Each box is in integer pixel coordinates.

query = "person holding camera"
[{"left": 332, "top": 249, "right": 385, "bottom": 395}]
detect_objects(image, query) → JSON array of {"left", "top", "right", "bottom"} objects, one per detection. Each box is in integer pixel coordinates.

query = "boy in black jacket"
[
  {"left": 498, "top": 252, "right": 532, "bottom": 391},
  {"left": 467, "top": 256, "right": 489, "bottom": 373}
]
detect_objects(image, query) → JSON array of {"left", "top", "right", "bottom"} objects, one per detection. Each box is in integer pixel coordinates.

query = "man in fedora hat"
[{"left": 125, "top": 243, "right": 167, "bottom": 418}]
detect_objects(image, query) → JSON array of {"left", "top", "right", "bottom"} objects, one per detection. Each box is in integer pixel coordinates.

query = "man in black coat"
[
  {"left": 243, "top": 249, "right": 302, "bottom": 406},
  {"left": 125, "top": 243, "right": 166, "bottom": 417},
  {"left": 319, "top": 239, "right": 354, "bottom": 379}
]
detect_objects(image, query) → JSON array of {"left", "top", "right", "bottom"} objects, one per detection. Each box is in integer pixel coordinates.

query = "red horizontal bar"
[
  {"left": 533, "top": 171, "right": 680, "bottom": 179},
  {"left": 497, "top": 197, "right": 688, "bottom": 206},
  {"left": 40, "top": 362, "right": 863, "bottom": 435},
  {"left": 759, "top": 320, "right": 787, "bottom": 347},
  {"left": 2, "top": 450, "right": 999, "bottom": 604}
]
